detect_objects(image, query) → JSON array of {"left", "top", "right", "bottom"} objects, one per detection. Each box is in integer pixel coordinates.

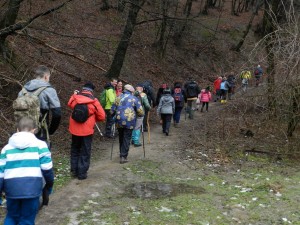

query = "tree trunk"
[
  {"left": 0, "top": 0, "right": 23, "bottom": 59},
  {"left": 287, "top": 84, "right": 300, "bottom": 137},
  {"left": 117, "top": 0, "right": 126, "bottom": 12},
  {"left": 106, "top": 0, "right": 145, "bottom": 79},
  {"left": 233, "top": 2, "right": 259, "bottom": 51},
  {"left": 263, "top": 0, "right": 283, "bottom": 117}
]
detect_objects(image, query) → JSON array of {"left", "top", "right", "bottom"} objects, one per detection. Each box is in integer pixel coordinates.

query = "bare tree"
[{"left": 106, "top": 0, "right": 146, "bottom": 78}]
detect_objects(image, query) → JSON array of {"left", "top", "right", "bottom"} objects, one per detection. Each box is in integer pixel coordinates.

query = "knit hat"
[
  {"left": 82, "top": 81, "right": 95, "bottom": 92},
  {"left": 163, "top": 88, "right": 171, "bottom": 94},
  {"left": 124, "top": 84, "right": 135, "bottom": 93}
]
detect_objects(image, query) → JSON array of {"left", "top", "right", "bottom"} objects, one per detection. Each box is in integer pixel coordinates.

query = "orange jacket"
[{"left": 68, "top": 91, "right": 106, "bottom": 136}]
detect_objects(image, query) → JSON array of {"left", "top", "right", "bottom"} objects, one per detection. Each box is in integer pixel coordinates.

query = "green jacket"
[
  {"left": 139, "top": 92, "right": 151, "bottom": 112},
  {"left": 105, "top": 88, "right": 116, "bottom": 110}
]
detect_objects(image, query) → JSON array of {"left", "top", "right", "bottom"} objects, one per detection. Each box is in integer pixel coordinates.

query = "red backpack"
[{"left": 173, "top": 88, "right": 183, "bottom": 102}]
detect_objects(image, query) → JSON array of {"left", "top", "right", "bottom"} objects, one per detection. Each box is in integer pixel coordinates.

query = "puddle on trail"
[{"left": 125, "top": 182, "right": 205, "bottom": 199}]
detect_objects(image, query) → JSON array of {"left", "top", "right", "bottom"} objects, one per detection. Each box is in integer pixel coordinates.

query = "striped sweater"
[{"left": 0, "top": 132, "right": 54, "bottom": 199}]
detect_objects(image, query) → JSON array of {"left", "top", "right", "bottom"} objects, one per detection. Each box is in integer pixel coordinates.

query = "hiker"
[
  {"left": 227, "top": 72, "right": 236, "bottom": 100},
  {"left": 0, "top": 117, "right": 54, "bottom": 224},
  {"left": 171, "top": 82, "right": 185, "bottom": 127},
  {"left": 18, "top": 65, "right": 61, "bottom": 146},
  {"left": 240, "top": 69, "right": 252, "bottom": 92},
  {"left": 220, "top": 77, "right": 230, "bottom": 103},
  {"left": 199, "top": 86, "right": 212, "bottom": 112},
  {"left": 213, "top": 76, "right": 222, "bottom": 102},
  {"left": 132, "top": 84, "right": 151, "bottom": 147},
  {"left": 111, "top": 84, "right": 144, "bottom": 164},
  {"left": 157, "top": 88, "right": 175, "bottom": 136},
  {"left": 103, "top": 78, "right": 117, "bottom": 138},
  {"left": 254, "top": 65, "right": 263, "bottom": 87},
  {"left": 141, "top": 80, "right": 156, "bottom": 132},
  {"left": 68, "top": 82, "right": 106, "bottom": 180},
  {"left": 116, "top": 80, "right": 123, "bottom": 97},
  {"left": 184, "top": 78, "right": 200, "bottom": 119}
]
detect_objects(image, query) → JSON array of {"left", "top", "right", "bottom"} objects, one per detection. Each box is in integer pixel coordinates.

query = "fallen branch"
[{"left": 18, "top": 33, "right": 107, "bottom": 72}]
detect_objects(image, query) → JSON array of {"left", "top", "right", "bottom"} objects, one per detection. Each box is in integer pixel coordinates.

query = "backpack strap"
[{"left": 33, "top": 86, "right": 48, "bottom": 96}]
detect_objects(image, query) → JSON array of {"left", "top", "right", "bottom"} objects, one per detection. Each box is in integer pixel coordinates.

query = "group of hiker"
[{"left": 0, "top": 64, "right": 263, "bottom": 225}]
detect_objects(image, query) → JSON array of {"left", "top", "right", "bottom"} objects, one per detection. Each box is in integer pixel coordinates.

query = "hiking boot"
[
  {"left": 120, "top": 157, "right": 128, "bottom": 164},
  {"left": 77, "top": 174, "right": 87, "bottom": 180},
  {"left": 165, "top": 131, "right": 169, "bottom": 136},
  {"left": 134, "top": 143, "right": 142, "bottom": 147}
]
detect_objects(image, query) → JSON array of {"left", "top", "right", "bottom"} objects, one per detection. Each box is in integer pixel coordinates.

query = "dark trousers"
[
  {"left": 161, "top": 114, "right": 172, "bottom": 133},
  {"left": 5, "top": 197, "right": 39, "bottom": 225},
  {"left": 201, "top": 102, "right": 209, "bottom": 111},
  {"left": 143, "top": 109, "right": 149, "bottom": 131},
  {"left": 70, "top": 134, "right": 93, "bottom": 178},
  {"left": 118, "top": 128, "right": 133, "bottom": 158},
  {"left": 105, "top": 109, "right": 114, "bottom": 136},
  {"left": 173, "top": 107, "right": 183, "bottom": 123},
  {"left": 220, "top": 90, "right": 228, "bottom": 100}
]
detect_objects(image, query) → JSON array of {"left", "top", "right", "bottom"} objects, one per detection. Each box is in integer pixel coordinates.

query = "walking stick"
[
  {"left": 147, "top": 111, "right": 151, "bottom": 144},
  {"left": 141, "top": 124, "right": 145, "bottom": 158},
  {"left": 110, "top": 123, "right": 115, "bottom": 160},
  {"left": 95, "top": 123, "right": 103, "bottom": 136}
]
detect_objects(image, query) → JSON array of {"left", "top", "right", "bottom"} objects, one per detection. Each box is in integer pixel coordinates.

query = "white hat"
[{"left": 124, "top": 84, "right": 135, "bottom": 93}]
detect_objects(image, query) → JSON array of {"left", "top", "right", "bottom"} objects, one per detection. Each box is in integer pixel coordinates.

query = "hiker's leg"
[
  {"left": 165, "top": 114, "right": 172, "bottom": 134},
  {"left": 78, "top": 135, "right": 93, "bottom": 179},
  {"left": 187, "top": 100, "right": 192, "bottom": 118},
  {"left": 143, "top": 109, "right": 149, "bottom": 131},
  {"left": 120, "top": 128, "right": 132, "bottom": 159},
  {"left": 105, "top": 109, "right": 113, "bottom": 137},
  {"left": 19, "top": 197, "right": 39, "bottom": 225},
  {"left": 161, "top": 114, "right": 166, "bottom": 132},
  {"left": 4, "top": 198, "right": 21, "bottom": 225},
  {"left": 206, "top": 102, "right": 209, "bottom": 111},
  {"left": 201, "top": 102, "right": 205, "bottom": 112},
  {"left": 70, "top": 135, "right": 82, "bottom": 176},
  {"left": 118, "top": 128, "right": 124, "bottom": 156},
  {"left": 175, "top": 107, "right": 182, "bottom": 123}
]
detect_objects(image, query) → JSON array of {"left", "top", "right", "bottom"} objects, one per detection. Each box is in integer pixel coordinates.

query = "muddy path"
[{"left": 35, "top": 108, "right": 192, "bottom": 224}]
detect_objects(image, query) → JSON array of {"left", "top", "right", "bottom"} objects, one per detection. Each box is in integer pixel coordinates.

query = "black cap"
[{"left": 82, "top": 81, "right": 95, "bottom": 92}]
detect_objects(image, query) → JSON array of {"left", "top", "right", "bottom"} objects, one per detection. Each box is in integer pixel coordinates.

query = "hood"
[
  {"left": 161, "top": 94, "right": 173, "bottom": 103},
  {"left": 104, "top": 83, "right": 114, "bottom": 90},
  {"left": 24, "top": 79, "right": 51, "bottom": 92},
  {"left": 73, "top": 91, "right": 96, "bottom": 104},
  {"left": 8, "top": 132, "right": 37, "bottom": 149}
]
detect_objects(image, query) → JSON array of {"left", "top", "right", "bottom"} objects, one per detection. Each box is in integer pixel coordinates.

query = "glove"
[{"left": 42, "top": 186, "right": 53, "bottom": 206}]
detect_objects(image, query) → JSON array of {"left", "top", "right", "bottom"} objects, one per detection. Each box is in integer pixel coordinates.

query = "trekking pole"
[
  {"left": 141, "top": 124, "right": 145, "bottom": 158},
  {"left": 95, "top": 123, "right": 103, "bottom": 136},
  {"left": 147, "top": 111, "right": 151, "bottom": 144},
  {"left": 185, "top": 104, "right": 187, "bottom": 121},
  {"left": 110, "top": 123, "right": 115, "bottom": 160}
]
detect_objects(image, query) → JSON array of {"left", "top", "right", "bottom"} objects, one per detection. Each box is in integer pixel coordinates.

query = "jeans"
[
  {"left": 173, "top": 107, "right": 183, "bottom": 123},
  {"left": 161, "top": 114, "right": 172, "bottom": 133},
  {"left": 70, "top": 134, "right": 93, "bottom": 178},
  {"left": 186, "top": 99, "right": 196, "bottom": 119},
  {"left": 4, "top": 197, "right": 40, "bottom": 225},
  {"left": 118, "top": 128, "right": 133, "bottom": 158},
  {"left": 105, "top": 109, "right": 114, "bottom": 137}
]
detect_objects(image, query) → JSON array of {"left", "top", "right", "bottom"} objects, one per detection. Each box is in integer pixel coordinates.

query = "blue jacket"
[
  {"left": 0, "top": 132, "right": 54, "bottom": 199},
  {"left": 220, "top": 81, "right": 230, "bottom": 91},
  {"left": 111, "top": 91, "right": 144, "bottom": 129}
]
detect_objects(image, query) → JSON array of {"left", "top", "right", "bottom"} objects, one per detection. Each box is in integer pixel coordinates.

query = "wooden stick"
[{"left": 147, "top": 111, "right": 150, "bottom": 144}]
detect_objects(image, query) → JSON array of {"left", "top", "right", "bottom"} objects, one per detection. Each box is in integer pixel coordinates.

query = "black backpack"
[
  {"left": 71, "top": 93, "right": 95, "bottom": 123},
  {"left": 186, "top": 82, "right": 198, "bottom": 98}
]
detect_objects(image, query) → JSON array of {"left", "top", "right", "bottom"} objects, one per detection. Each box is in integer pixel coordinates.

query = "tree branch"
[
  {"left": 0, "top": 0, "right": 74, "bottom": 37},
  {"left": 18, "top": 33, "right": 107, "bottom": 72}
]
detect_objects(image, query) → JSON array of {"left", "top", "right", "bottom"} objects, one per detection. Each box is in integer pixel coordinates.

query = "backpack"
[
  {"left": 99, "top": 89, "right": 107, "bottom": 108},
  {"left": 13, "top": 87, "right": 48, "bottom": 130},
  {"left": 186, "top": 82, "right": 198, "bottom": 98},
  {"left": 254, "top": 69, "right": 259, "bottom": 75},
  {"left": 141, "top": 81, "right": 154, "bottom": 104},
  {"left": 71, "top": 93, "right": 95, "bottom": 123},
  {"left": 173, "top": 88, "right": 183, "bottom": 102}
]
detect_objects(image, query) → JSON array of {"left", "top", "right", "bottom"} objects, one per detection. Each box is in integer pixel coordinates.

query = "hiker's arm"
[
  {"left": 0, "top": 150, "right": 6, "bottom": 195},
  {"left": 143, "top": 95, "right": 151, "bottom": 111},
  {"left": 47, "top": 88, "right": 62, "bottom": 135},
  {"left": 39, "top": 144, "right": 54, "bottom": 192},
  {"left": 94, "top": 101, "right": 106, "bottom": 122}
]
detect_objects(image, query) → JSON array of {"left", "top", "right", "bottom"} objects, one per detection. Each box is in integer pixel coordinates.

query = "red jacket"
[
  {"left": 68, "top": 91, "right": 106, "bottom": 136},
  {"left": 213, "top": 78, "right": 222, "bottom": 94}
]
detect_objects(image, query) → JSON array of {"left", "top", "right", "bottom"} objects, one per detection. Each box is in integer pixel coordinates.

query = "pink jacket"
[{"left": 199, "top": 89, "right": 212, "bottom": 102}]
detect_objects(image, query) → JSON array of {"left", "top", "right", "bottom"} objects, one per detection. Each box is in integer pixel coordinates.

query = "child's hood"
[{"left": 8, "top": 132, "right": 37, "bottom": 149}]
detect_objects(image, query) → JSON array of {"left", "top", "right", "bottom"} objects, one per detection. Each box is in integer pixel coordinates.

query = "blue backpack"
[{"left": 173, "top": 88, "right": 183, "bottom": 102}]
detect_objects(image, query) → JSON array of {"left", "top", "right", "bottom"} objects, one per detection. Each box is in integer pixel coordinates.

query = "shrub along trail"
[{"left": 32, "top": 101, "right": 300, "bottom": 225}]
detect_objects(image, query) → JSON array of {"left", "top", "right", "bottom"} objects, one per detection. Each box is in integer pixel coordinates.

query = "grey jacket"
[
  {"left": 19, "top": 79, "right": 62, "bottom": 137},
  {"left": 157, "top": 94, "right": 175, "bottom": 115}
]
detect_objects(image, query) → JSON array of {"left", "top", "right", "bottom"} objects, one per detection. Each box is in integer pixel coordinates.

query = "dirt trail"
[{"left": 35, "top": 108, "right": 199, "bottom": 224}]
